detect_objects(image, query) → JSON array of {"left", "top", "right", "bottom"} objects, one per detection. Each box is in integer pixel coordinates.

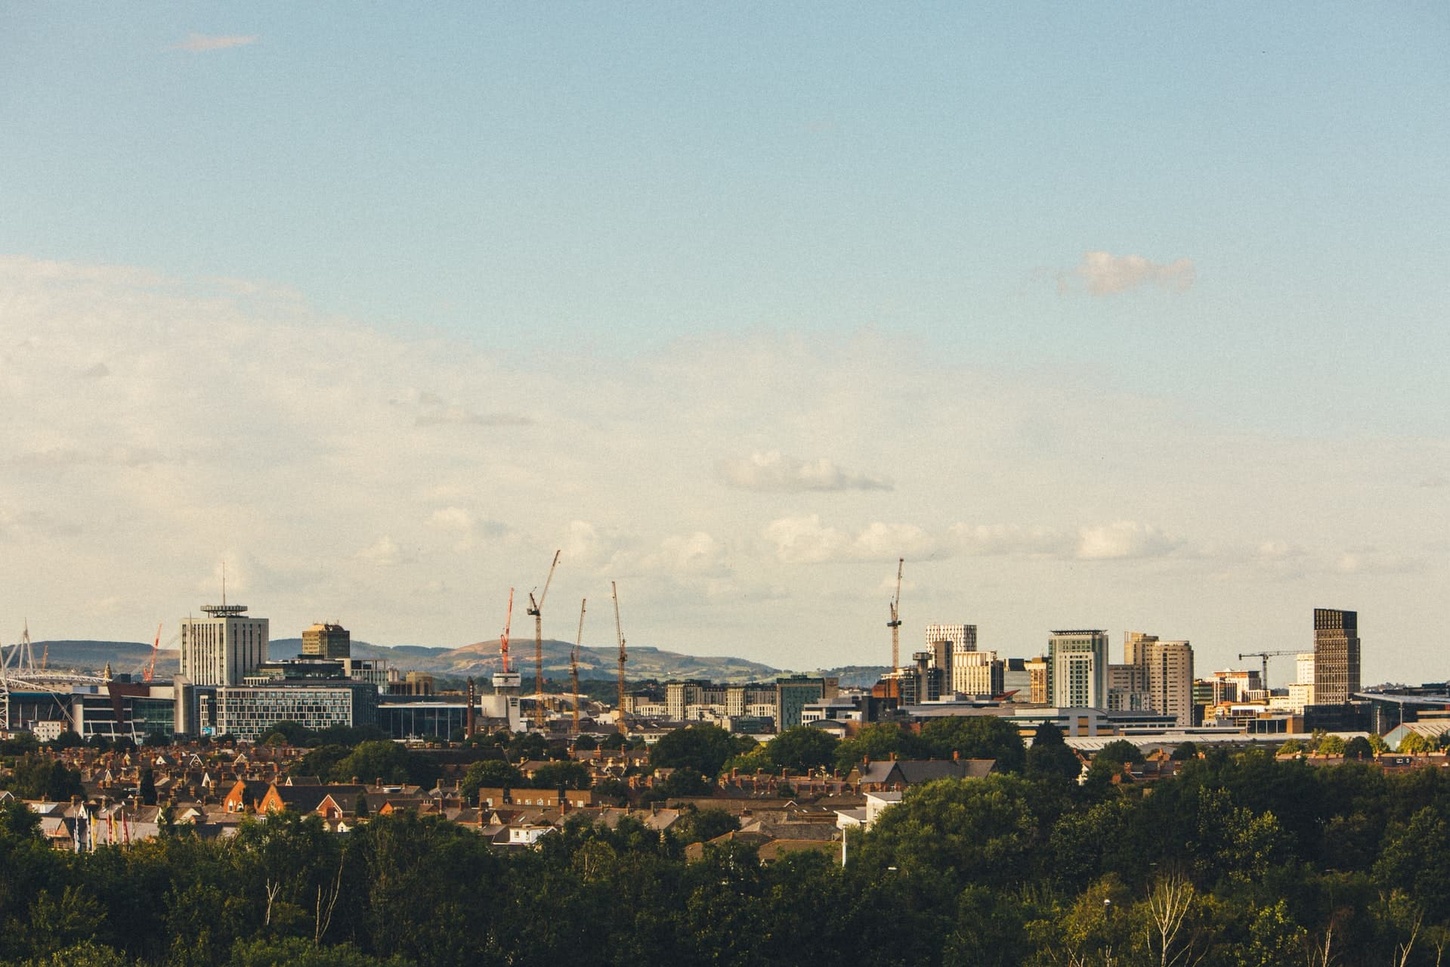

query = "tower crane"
[
  {"left": 888, "top": 558, "right": 904, "bottom": 671},
  {"left": 1237, "top": 649, "right": 1302, "bottom": 688},
  {"left": 571, "top": 598, "right": 586, "bottom": 737},
  {"left": 527, "top": 550, "right": 561, "bottom": 730},
  {"left": 499, "top": 588, "right": 514, "bottom": 673},
  {"left": 613, "top": 580, "right": 628, "bottom": 735},
  {"left": 143, "top": 624, "right": 162, "bottom": 683}
]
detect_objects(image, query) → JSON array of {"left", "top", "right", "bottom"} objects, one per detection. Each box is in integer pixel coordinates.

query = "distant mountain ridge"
[{"left": 16, "top": 639, "right": 885, "bottom": 688}]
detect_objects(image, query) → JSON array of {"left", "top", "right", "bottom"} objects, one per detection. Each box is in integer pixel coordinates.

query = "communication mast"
[
  {"left": 612, "top": 581, "right": 628, "bottom": 735},
  {"left": 888, "top": 558, "right": 904, "bottom": 670},
  {"left": 571, "top": 598, "right": 586, "bottom": 737},
  {"left": 527, "top": 550, "right": 561, "bottom": 730}
]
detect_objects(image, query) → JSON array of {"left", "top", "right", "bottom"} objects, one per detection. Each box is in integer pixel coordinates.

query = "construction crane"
[
  {"left": 571, "top": 598, "right": 586, "bottom": 737},
  {"left": 499, "top": 588, "right": 515, "bottom": 673},
  {"left": 527, "top": 550, "right": 561, "bottom": 730},
  {"left": 143, "top": 624, "right": 162, "bottom": 683},
  {"left": 887, "top": 558, "right": 904, "bottom": 671},
  {"left": 612, "top": 580, "right": 628, "bottom": 735},
  {"left": 1237, "top": 649, "right": 1302, "bottom": 688}
]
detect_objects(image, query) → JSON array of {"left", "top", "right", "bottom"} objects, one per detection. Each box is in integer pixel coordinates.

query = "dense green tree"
[
  {"left": 651, "top": 725, "right": 737, "bottom": 780},
  {"left": 530, "top": 761, "right": 592, "bottom": 790},
  {"left": 459, "top": 759, "right": 524, "bottom": 801},
  {"left": 572, "top": 734, "right": 597, "bottom": 752},
  {"left": 293, "top": 745, "right": 350, "bottom": 781},
  {"left": 326, "top": 741, "right": 438, "bottom": 787},
  {"left": 228, "top": 937, "right": 410, "bottom": 967},
  {"left": 9, "top": 756, "right": 84, "bottom": 802},
  {"left": 833, "top": 722, "right": 924, "bottom": 774},
  {"left": 18, "top": 939, "right": 130, "bottom": 967},
  {"left": 257, "top": 720, "right": 313, "bottom": 747},
  {"left": 1025, "top": 722, "right": 1081, "bottom": 782},
  {"left": 672, "top": 807, "right": 740, "bottom": 844},
  {"left": 856, "top": 775, "right": 1038, "bottom": 889},
  {"left": 766, "top": 727, "right": 839, "bottom": 773},
  {"left": 46, "top": 731, "right": 84, "bottom": 750},
  {"left": 918, "top": 716, "right": 1027, "bottom": 772},
  {"left": 1343, "top": 735, "right": 1374, "bottom": 760}
]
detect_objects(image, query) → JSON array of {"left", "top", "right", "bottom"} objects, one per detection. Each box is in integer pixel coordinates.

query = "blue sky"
[{"left": 1, "top": 5, "right": 1447, "bottom": 681}]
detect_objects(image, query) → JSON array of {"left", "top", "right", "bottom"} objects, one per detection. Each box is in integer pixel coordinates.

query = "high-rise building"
[
  {"left": 302, "top": 622, "right": 350, "bottom": 660},
  {"left": 179, "top": 603, "right": 269, "bottom": 687},
  {"left": 776, "top": 675, "right": 836, "bottom": 729},
  {"left": 1143, "top": 639, "right": 1195, "bottom": 727},
  {"left": 925, "top": 623, "right": 977, "bottom": 672},
  {"left": 1313, "top": 608, "right": 1361, "bottom": 705},
  {"left": 1048, "top": 630, "right": 1110, "bottom": 708},
  {"left": 953, "top": 650, "right": 1004, "bottom": 697},
  {"left": 1025, "top": 656, "right": 1048, "bottom": 704}
]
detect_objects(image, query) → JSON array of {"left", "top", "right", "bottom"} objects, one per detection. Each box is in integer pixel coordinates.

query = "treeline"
[{"left": 2, "top": 741, "right": 1450, "bottom": 965}]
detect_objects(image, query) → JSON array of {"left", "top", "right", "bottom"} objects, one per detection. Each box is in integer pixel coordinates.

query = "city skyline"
[{"left": 2, "top": 8, "right": 1447, "bottom": 680}]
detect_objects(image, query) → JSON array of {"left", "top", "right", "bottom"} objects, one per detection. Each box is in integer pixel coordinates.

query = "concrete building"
[
  {"left": 179, "top": 603, "right": 268, "bottom": 687},
  {"left": 302, "top": 622, "right": 350, "bottom": 660},
  {"left": 1314, "top": 608, "right": 1361, "bottom": 705},
  {"left": 1122, "top": 632, "right": 1196, "bottom": 727},
  {"left": 1025, "top": 656, "right": 1048, "bottom": 704},
  {"left": 1048, "top": 630, "right": 1110, "bottom": 709},
  {"left": 213, "top": 681, "right": 378, "bottom": 741},
  {"left": 925, "top": 623, "right": 977, "bottom": 672},
  {"left": 1143, "top": 639, "right": 1195, "bottom": 728},
  {"left": 954, "top": 650, "right": 1004, "bottom": 698},
  {"left": 776, "top": 675, "right": 836, "bottom": 730}
]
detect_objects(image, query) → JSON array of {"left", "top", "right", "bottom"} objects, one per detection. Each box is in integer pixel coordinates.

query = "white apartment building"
[{"left": 179, "top": 603, "right": 269, "bottom": 687}]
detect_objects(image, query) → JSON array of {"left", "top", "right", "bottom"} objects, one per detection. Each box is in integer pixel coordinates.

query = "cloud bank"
[
  {"left": 1, "top": 255, "right": 1444, "bottom": 675},
  {"left": 1066, "top": 251, "right": 1196, "bottom": 295},
  {"left": 717, "top": 451, "right": 891, "bottom": 492}
]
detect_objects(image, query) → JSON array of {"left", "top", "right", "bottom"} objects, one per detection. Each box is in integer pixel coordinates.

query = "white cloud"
[
  {"left": 1076, "top": 521, "right": 1180, "bottom": 560},
  {"left": 951, "top": 523, "right": 1073, "bottom": 557},
  {"left": 172, "top": 33, "right": 259, "bottom": 53},
  {"left": 717, "top": 451, "right": 891, "bottom": 492},
  {"left": 357, "top": 536, "right": 405, "bottom": 567},
  {"left": 1066, "top": 251, "right": 1196, "bottom": 296},
  {"left": 3, "top": 255, "right": 1445, "bottom": 677}
]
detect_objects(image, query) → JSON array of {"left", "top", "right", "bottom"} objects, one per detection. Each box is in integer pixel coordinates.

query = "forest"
[{"left": 1, "top": 733, "right": 1449, "bottom": 966}]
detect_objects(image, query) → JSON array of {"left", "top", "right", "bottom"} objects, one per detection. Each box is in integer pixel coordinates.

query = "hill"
[{"left": 20, "top": 639, "right": 871, "bottom": 687}]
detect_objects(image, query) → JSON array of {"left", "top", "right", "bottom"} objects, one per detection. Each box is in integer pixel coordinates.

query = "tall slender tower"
[{"left": 1313, "top": 608, "right": 1360, "bottom": 705}]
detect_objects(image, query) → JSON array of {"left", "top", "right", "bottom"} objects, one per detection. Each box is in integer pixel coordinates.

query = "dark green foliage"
[
  {"left": 458, "top": 759, "right": 524, "bottom": 801},
  {"left": 833, "top": 722, "right": 923, "bottom": 774},
  {"left": 765, "top": 726, "right": 839, "bottom": 773},
  {"left": 671, "top": 807, "right": 740, "bottom": 844},
  {"left": 650, "top": 725, "right": 737, "bottom": 780},
  {"left": 918, "top": 715, "right": 1027, "bottom": 772},
  {"left": 1025, "top": 722, "right": 1081, "bottom": 782},
  {"left": 529, "top": 761, "right": 592, "bottom": 790},
  {"left": 0, "top": 748, "right": 1448, "bottom": 966},
  {"left": 8, "top": 756, "right": 85, "bottom": 801}
]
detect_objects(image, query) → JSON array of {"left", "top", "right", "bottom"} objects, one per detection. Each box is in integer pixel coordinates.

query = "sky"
[{"left": 1, "top": 4, "right": 1447, "bottom": 684}]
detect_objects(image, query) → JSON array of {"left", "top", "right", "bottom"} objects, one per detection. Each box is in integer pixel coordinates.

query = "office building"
[
  {"left": 179, "top": 602, "right": 269, "bottom": 687},
  {"left": 1314, "top": 608, "right": 1361, "bottom": 705},
  {"left": 954, "top": 650, "right": 1004, "bottom": 698},
  {"left": 1047, "top": 630, "right": 1110, "bottom": 708},
  {"left": 302, "top": 622, "right": 351, "bottom": 660},
  {"left": 1143, "top": 639, "right": 1195, "bottom": 727},
  {"left": 1025, "top": 656, "right": 1048, "bottom": 704},
  {"left": 925, "top": 623, "right": 977, "bottom": 672},
  {"left": 776, "top": 675, "right": 837, "bottom": 730}
]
